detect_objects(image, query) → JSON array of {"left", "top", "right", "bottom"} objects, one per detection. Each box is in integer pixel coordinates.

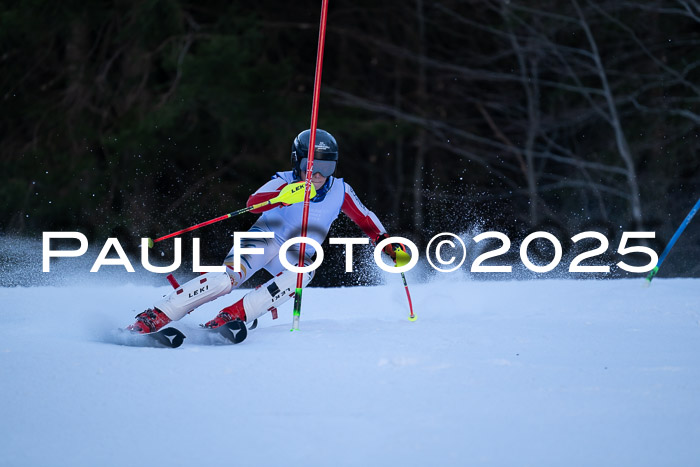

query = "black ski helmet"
[{"left": 291, "top": 128, "right": 339, "bottom": 179}]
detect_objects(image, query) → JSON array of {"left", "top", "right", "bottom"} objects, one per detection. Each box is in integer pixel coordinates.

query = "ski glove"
[
  {"left": 376, "top": 233, "right": 407, "bottom": 263},
  {"left": 277, "top": 181, "right": 316, "bottom": 206}
]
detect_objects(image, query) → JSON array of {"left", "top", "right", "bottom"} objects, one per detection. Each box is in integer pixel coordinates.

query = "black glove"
[{"left": 376, "top": 233, "right": 407, "bottom": 263}]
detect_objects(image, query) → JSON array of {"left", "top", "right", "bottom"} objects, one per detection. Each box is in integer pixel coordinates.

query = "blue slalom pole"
[{"left": 645, "top": 197, "right": 700, "bottom": 285}]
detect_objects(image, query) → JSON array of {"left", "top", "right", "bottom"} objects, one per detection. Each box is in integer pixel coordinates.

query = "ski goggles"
[{"left": 299, "top": 157, "right": 337, "bottom": 177}]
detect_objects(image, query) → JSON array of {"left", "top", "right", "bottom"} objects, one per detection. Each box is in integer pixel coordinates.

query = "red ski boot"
[
  {"left": 202, "top": 298, "right": 247, "bottom": 329},
  {"left": 127, "top": 308, "right": 172, "bottom": 334}
]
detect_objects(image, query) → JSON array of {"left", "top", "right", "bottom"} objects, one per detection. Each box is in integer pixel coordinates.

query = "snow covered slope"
[{"left": 1, "top": 278, "right": 699, "bottom": 466}]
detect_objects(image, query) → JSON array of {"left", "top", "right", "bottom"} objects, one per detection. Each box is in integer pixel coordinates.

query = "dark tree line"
[{"left": 2, "top": 0, "right": 699, "bottom": 274}]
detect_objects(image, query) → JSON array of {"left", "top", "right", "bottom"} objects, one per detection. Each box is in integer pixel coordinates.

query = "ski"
[
  {"left": 205, "top": 319, "right": 248, "bottom": 344},
  {"left": 114, "top": 327, "right": 186, "bottom": 348},
  {"left": 149, "top": 327, "right": 186, "bottom": 348}
]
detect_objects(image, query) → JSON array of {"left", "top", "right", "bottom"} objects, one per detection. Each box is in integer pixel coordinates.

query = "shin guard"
[
  {"left": 154, "top": 271, "right": 233, "bottom": 321},
  {"left": 242, "top": 269, "right": 315, "bottom": 322}
]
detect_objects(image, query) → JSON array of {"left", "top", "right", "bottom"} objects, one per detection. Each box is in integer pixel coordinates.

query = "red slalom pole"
[{"left": 292, "top": 0, "right": 329, "bottom": 331}]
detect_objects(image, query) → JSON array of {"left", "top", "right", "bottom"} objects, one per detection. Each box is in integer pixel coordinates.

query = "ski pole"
[
  {"left": 395, "top": 249, "right": 416, "bottom": 321},
  {"left": 645, "top": 197, "right": 700, "bottom": 285},
  {"left": 147, "top": 182, "right": 315, "bottom": 248},
  {"left": 401, "top": 272, "right": 416, "bottom": 321}
]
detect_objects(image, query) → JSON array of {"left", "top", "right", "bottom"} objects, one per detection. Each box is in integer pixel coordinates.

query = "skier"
[{"left": 127, "top": 128, "right": 406, "bottom": 334}]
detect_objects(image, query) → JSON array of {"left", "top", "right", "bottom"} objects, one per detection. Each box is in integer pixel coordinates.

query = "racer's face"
[{"left": 312, "top": 172, "right": 327, "bottom": 190}]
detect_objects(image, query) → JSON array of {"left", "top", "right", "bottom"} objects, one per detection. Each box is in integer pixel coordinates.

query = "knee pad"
[
  {"left": 243, "top": 268, "right": 315, "bottom": 322},
  {"left": 154, "top": 271, "right": 233, "bottom": 321}
]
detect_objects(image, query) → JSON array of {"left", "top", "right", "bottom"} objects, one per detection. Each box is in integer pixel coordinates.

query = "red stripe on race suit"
[{"left": 341, "top": 192, "right": 383, "bottom": 240}]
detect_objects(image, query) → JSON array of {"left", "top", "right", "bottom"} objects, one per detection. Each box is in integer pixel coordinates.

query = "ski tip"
[
  {"left": 112, "top": 327, "right": 185, "bottom": 348},
  {"left": 154, "top": 327, "right": 186, "bottom": 348},
  {"left": 218, "top": 320, "right": 248, "bottom": 344}
]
